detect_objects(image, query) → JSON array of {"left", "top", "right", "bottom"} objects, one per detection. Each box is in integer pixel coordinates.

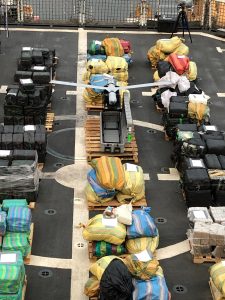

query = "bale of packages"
[
  {"left": 84, "top": 276, "right": 100, "bottom": 297},
  {"left": 210, "top": 206, "right": 225, "bottom": 224},
  {"left": 89, "top": 255, "right": 122, "bottom": 280},
  {"left": 86, "top": 59, "right": 109, "bottom": 74},
  {"left": 106, "top": 56, "right": 128, "bottom": 73},
  {"left": 82, "top": 214, "right": 126, "bottom": 245},
  {"left": 7, "top": 206, "right": 31, "bottom": 232},
  {"left": 92, "top": 241, "right": 127, "bottom": 258},
  {"left": 156, "top": 37, "right": 183, "bottom": 53},
  {"left": 125, "top": 236, "right": 159, "bottom": 254},
  {"left": 187, "top": 207, "right": 213, "bottom": 226},
  {"left": 0, "top": 211, "right": 7, "bottom": 236},
  {"left": 2, "top": 199, "right": 28, "bottom": 212},
  {"left": 2, "top": 231, "right": 31, "bottom": 257},
  {"left": 85, "top": 182, "right": 115, "bottom": 205},
  {"left": 102, "top": 38, "right": 124, "bottom": 57},
  {"left": 116, "top": 163, "right": 145, "bottom": 203},
  {"left": 210, "top": 261, "right": 225, "bottom": 296},
  {"left": 90, "top": 156, "right": 125, "bottom": 191}
]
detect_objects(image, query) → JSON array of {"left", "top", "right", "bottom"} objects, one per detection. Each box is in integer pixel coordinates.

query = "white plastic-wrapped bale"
[
  {"left": 188, "top": 207, "right": 213, "bottom": 226},
  {"left": 209, "top": 206, "right": 225, "bottom": 224}
]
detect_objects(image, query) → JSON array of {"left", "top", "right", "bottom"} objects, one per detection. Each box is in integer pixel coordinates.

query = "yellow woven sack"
[
  {"left": 188, "top": 102, "right": 209, "bottom": 122},
  {"left": 147, "top": 46, "right": 166, "bottom": 67},
  {"left": 84, "top": 276, "right": 100, "bottom": 297},
  {"left": 82, "top": 71, "right": 91, "bottom": 83},
  {"left": 90, "top": 156, "right": 125, "bottom": 191},
  {"left": 125, "top": 236, "right": 159, "bottom": 254},
  {"left": 85, "top": 182, "right": 114, "bottom": 204},
  {"left": 156, "top": 36, "right": 182, "bottom": 53},
  {"left": 123, "top": 251, "right": 160, "bottom": 280},
  {"left": 116, "top": 163, "right": 145, "bottom": 203},
  {"left": 102, "top": 38, "right": 124, "bottom": 57},
  {"left": 110, "top": 71, "right": 129, "bottom": 82},
  {"left": 186, "top": 61, "right": 197, "bottom": 81},
  {"left": 173, "top": 43, "right": 189, "bottom": 56},
  {"left": 86, "top": 59, "right": 109, "bottom": 74},
  {"left": 82, "top": 214, "right": 126, "bottom": 245},
  {"left": 210, "top": 262, "right": 225, "bottom": 296},
  {"left": 106, "top": 56, "right": 128, "bottom": 73},
  {"left": 153, "top": 70, "right": 160, "bottom": 81},
  {"left": 83, "top": 89, "right": 104, "bottom": 105},
  {"left": 90, "top": 256, "right": 123, "bottom": 280}
]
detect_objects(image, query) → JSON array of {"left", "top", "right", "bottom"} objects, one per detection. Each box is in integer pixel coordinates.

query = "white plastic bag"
[
  {"left": 161, "top": 90, "right": 177, "bottom": 109},
  {"left": 188, "top": 92, "right": 210, "bottom": 105},
  {"left": 178, "top": 75, "right": 190, "bottom": 93},
  {"left": 115, "top": 203, "right": 132, "bottom": 225},
  {"left": 158, "top": 71, "right": 180, "bottom": 89}
]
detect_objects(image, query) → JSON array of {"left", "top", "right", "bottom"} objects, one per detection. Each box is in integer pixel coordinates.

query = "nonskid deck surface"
[{"left": 0, "top": 28, "right": 224, "bottom": 300}]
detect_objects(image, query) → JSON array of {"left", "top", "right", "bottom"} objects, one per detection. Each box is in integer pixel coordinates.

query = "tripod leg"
[
  {"left": 171, "top": 11, "right": 181, "bottom": 38},
  {"left": 183, "top": 11, "right": 192, "bottom": 43}
]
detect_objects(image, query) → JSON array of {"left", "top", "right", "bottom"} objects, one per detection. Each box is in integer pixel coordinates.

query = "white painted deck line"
[
  {"left": 0, "top": 85, "right": 7, "bottom": 94},
  {"left": 54, "top": 115, "right": 77, "bottom": 121},
  {"left": 40, "top": 172, "right": 56, "bottom": 179},
  {"left": 66, "top": 90, "right": 78, "bottom": 95},
  {"left": 216, "top": 47, "right": 224, "bottom": 53},
  {"left": 71, "top": 28, "right": 89, "bottom": 300},
  {"left": 156, "top": 240, "right": 190, "bottom": 260},
  {"left": 133, "top": 120, "right": 164, "bottom": 132},
  {"left": 29, "top": 255, "right": 72, "bottom": 269},
  {"left": 157, "top": 168, "right": 180, "bottom": 181},
  {"left": 144, "top": 173, "right": 150, "bottom": 180},
  {"left": 217, "top": 93, "right": 225, "bottom": 97},
  {"left": 2, "top": 28, "right": 225, "bottom": 41}
]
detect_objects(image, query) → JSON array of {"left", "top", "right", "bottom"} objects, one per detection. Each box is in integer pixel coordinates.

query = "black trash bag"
[{"left": 100, "top": 259, "right": 133, "bottom": 300}]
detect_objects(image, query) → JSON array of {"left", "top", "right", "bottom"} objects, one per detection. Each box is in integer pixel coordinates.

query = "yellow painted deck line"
[
  {"left": 156, "top": 240, "right": 190, "bottom": 260},
  {"left": 133, "top": 119, "right": 164, "bottom": 132},
  {"left": 71, "top": 28, "right": 89, "bottom": 300}
]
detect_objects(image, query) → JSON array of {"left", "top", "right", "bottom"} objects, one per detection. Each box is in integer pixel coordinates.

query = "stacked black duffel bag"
[
  {"left": 0, "top": 124, "right": 46, "bottom": 163},
  {"left": 176, "top": 125, "right": 225, "bottom": 207}
]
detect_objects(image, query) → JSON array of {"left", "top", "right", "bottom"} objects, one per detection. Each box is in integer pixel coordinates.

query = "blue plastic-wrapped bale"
[
  {"left": 133, "top": 275, "right": 170, "bottom": 300},
  {"left": 90, "top": 74, "right": 110, "bottom": 94},
  {"left": 87, "top": 54, "right": 107, "bottom": 61},
  {"left": 127, "top": 207, "right": 158, "bottom": 239},
  {"left": 87, "top": 169, "right": 116, "bottom": 199},
  {"left": 2, "top": 199, "right": 28, "bottom": 212},
  {"left": 7, "top": 207, "right": 31, "bottom": 232},
  {"left": 0, "top": 211, "right": 7, "bottom": 236}
]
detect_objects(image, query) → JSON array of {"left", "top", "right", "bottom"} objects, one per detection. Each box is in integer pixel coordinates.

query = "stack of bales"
[{"left": 83, "top": 38, "right": 133, "bottom": 107}]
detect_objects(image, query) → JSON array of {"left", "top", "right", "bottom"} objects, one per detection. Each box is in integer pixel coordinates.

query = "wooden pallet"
[
  {"left": 38, "top": 163, "right": 44, "bottom": 171},
  {"left": 193, "top": 255, "right": 222, "bottom": 264},
  {"left": 85, "top": 103, "right": 104, "bottom": 111},
  {"left": 45, "top": 112, "right": 54, "bottom": 133},
  {"left": 28, "top": 202, "right": 36, "bottom": 210},
  {"left": 47, "top": 102, "right": 52, "bottom": 112},
  {"left": 164, "top": 131, "right": 172, "bottom": 141},
  {"left": 22, "top": 276, "right": 28, "bottom": 300},
  {"left": 88, "top": 198, "right": 147, "bottom": 211},
  {"left": 88, "top": 241, "right": 128, "bottom": 260},
  {"left": 209, "top": 277, "right": 225, "bottom": 300},
  {"left": 85, "top": 118, "right": 138, "bottom": 163},
  {"left": 24, "top": 223, "right": 34, "bottom": 265}
]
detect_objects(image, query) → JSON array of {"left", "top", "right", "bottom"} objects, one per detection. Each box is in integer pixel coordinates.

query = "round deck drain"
[
  {"left": 155, "top": 217, "right": 167, "bottom": 224},
  {"left": 60, "top": 96, "right": 70, "bottom": 101},
  {"left": 44, "top": 209, "right": 57, "bottom": 216},
  {"left": 54, "top": 162, "right": 64, "bottom": 169},
  {"left": 160, "top": 167, "right": 170, "bottom": 174},
  {"left": 131, "top": 100, "right": 139, "bottom": 104},
  {"left": 76, "top": 242, "right": 85, "bottom": 248},
  {"left": 147, "top": 129, "right": 157, "bottom": 134},
  {"left": 54, "top": 121, "right": 60, "bottom": 126},
  {"left": 138, "top": 105, "right": 143, "bottom": 108},
  {"left": 38, "top": 269, "right": 53, "bottom": 278},
  {"left": 173, "top": 285, "right": 187, "bottom": 294}
]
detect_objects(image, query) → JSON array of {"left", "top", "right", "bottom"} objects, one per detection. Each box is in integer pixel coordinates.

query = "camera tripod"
[{"left": 171, "top": 4, "right": 192, "bottom": 43}]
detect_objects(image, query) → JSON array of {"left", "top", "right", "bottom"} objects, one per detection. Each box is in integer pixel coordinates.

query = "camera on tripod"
[{"left": 176, "top": 0, "right": 193, "bottom": 9}]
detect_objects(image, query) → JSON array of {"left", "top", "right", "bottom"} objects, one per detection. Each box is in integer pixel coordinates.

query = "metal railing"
[{"left": 0, "top": 0, "right": 225, "bottom": 30}]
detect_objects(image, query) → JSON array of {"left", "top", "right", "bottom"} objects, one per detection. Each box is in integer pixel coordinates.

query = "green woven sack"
[
  {"left": 2, "top": 232, "right": 31, "bottom": 258},
  {"left": 88, "top": 40, "right": 105, "bottom": 55},
  {"left": 93, "top": 241, "right": 126, "bottom": 258},
  {"left": 0, "top": 281, "right": 23, "bottom": 299},
  {"left": 2, "top": 200, "right": 28, "bottom": 212},
  {"left": 0, "top": 265, "right": 21, "bottom": 294}
]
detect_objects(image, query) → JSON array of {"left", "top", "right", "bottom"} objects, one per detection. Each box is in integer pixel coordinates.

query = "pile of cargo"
[
  {"left": 85, "top": 156, "right": 145, "bottom": 205},
  {"left": 0, "top": 150, "right": 39, "bottom": 202},
  {"left": 0, "top": 199, "right": 32, "bottom": 258},
  {"left": 4, "top": 47, "right": 56, "bottom": 126},
  {"left": 83, "top": 206, "right": 170, "bottom": 299},
  {"left": 0, "top": 251, "right": 26, "bottom": 299},
  {"left": 187, "top": 207, "right": 225, "bottom": 259},
  {"left": 0, "top": 124, "right": 46, "bottom": 163},
  {"left": 83, "top": 38, "right": 132, "bottom": 107}
]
